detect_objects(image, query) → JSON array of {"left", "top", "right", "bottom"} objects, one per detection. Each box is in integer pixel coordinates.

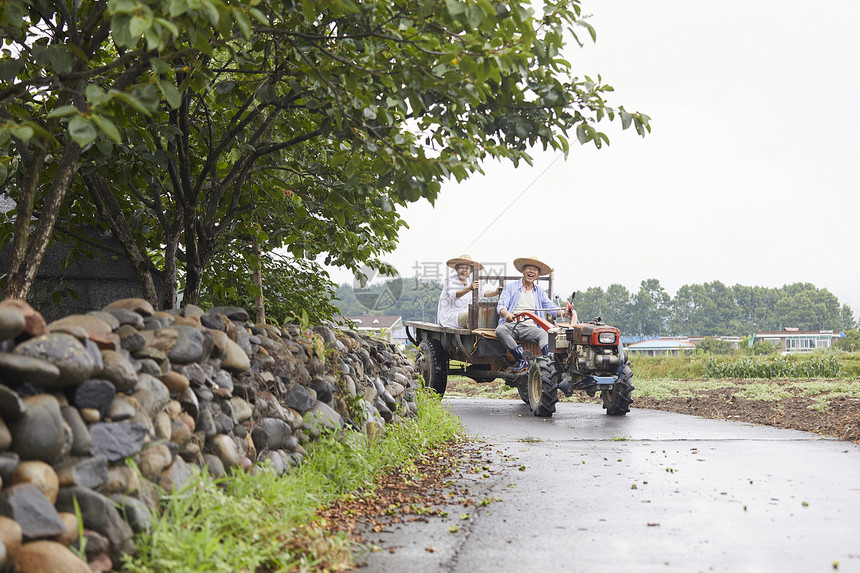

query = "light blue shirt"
[{"left": 496, "top": 279, "right": 557, "bottom": 326}]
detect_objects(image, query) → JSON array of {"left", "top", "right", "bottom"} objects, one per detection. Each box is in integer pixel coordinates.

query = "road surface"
[{"left": 358, "top": 398, "right": 860, "bottom": 573}]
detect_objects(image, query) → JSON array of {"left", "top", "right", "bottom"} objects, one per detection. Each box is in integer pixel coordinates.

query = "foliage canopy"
[{"left": 0, "top": 0, "right": 649, "bottom": 318}]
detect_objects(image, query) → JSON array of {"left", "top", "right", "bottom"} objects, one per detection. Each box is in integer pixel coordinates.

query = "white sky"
[{"left": 329, "top": 0, "right": 860, "bottom": 313}]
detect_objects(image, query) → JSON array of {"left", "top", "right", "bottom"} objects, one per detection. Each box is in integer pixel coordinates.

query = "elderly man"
[
  {"left": 496, "top": 256, "right": 569, "bottom": 372},
  {"left": 437, "top": 254, "right": 503, "bottom": 328}
]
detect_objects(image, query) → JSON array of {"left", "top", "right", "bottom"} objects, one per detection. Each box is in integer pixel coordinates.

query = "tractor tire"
[
  {"left": 601, "top": 364, "right": 634, "bottom": 415},
  {"left": 516, "top": 382, "right": 530, "bottom": 405},
  {"left": 527, "top": 357, "right": 559, "bottom": 418},
  {"left": 416, "top": 338, "right": 448, "bottom": 396}
]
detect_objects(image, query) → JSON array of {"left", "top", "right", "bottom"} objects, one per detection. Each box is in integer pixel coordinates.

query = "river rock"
[
  {"left": 284, "top": 384, "right": 315, "bottom": 414},
  {"left": 0, "top": 515, "right": 21, "bottom": 562},
  {"left": 103, "top": 298, "right": 154, "bottom": 317},
  {"left": 251, "top": 418, "right": 292, "bottom": 451},
  {"left": 157, "top": 456, "right": 195, "bottom": 492},
  {"left": 160, "top": 370, "right": 190, "bottom": 394},
  {"left": 73, "top": 379, "right": 115, "bottom": 416},
  {"left": 60, "top": 406, "right": 91, "bottom": 456},
  {"left": 96, "top": 350, "right": 138, "bottom": 392},
  {"left": 139, "top": 328, "right": 178, "bottom": 357},
  {"left": 133, "top": 373, "right": 170, "bottom": 418},
  {"left": 303, "top": 401, "right": 344, "bottom": 434},
  {"left": 11, "top": 461, "right": 59, "bottom": 504},
  {"left": 0, "top": 352, "right": 60, "bottom": 388},
  {"left": 216, "top": 333, "right": 251, "bottom": 373},
  {"left": 89, "top": 422, "right": 147, "bottom": 462},
  {"left": 9, "top": 395, "right": 65, "bottom": 462},
  {"left": 136, "top": 444, "right": 173, "bottom": 482},
  {"left": 14, "top": 540, "right": 90, "bottom": 573},
  {"left": 0, "top": 300, "right": 45, "bottom": 339},
  {"left": 310, "top": 376, "right": 335, "bottom": 404},
  {"left": 108, "top": 494, "right": 152, "bottom": 534},
  {"left": 47, "top": 314, "right": 112, "bottom": 343},
  {"left": 0, "top": 418, "right": 9, "bottom": 450},
  {"left": 207, "top": 306, "right": 249, "bottom": 322},
  {"left": 54, "top": 511, "right": 79, "bottom": 546},
  {"left": 0, "top": 384, "right": 25, "bottom": 421},
  {"left": 115, "top": 325, "right": 145, "bottom": 352},
  {"left": 55, "top": 486, "right": 136, "bottom": 560},
  {"left": 167, "top": 326, "right": 205, "bottom": 364},
  {"left": 229, "top": 397, "right": 253, "bottom": 424},
  {"left": 210, "top": 434, "right": 242, "bottom": 469},
  {"left": 14, "top": 334, "right": 94, "bottom": 387},
  {"left": 0, "top": 483, "right": 65, "bottom": 540},
  {"left": 0, "top": 306, "right": 26, "bottom": 341},
  {"left": 55, "top": 456, "right": 108, "bottom": 490},
  {"left": 106, "top": 395, "right": 137, "bottom": 421}
]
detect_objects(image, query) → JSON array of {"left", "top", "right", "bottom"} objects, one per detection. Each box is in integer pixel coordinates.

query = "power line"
[{"left": 462, "top": 152, "right": 564, "bottom": 251}]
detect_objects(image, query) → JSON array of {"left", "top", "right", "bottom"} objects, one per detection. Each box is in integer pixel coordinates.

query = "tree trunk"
[
  {"left": 83, "top": 173, "right": 159, "bottom": 306},
  {"left": 252, "top": 228, "right": 265, "bottom": 324},
  {"left": 160, "top": 217, "right": 183, "bottom": 310},
  {"left": 5, "top": 141, "right": 81, "bottom": 300}
]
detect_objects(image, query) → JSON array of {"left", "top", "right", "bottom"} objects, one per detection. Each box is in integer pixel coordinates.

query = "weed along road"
[{"left": 358, "top": 398, "right": 860, "bottom": 573}]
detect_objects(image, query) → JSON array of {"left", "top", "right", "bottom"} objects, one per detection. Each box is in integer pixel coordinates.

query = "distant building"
[
  {"left": 686, "top": 336, "right": 743, "bottom": 350},
  {"left": 336, "top": 315, "right": 406, "bottom": 346},
  {"left": 753, "top": 329, "right": 841, "bottom": 353},
  {"left": 626, "top": 338, "right": 695, "bottom": 356}
]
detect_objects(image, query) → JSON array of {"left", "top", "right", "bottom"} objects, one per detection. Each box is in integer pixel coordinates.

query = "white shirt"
[
  {"left": 437, "top": 278, "right": 493, "bottom": 328},
  {"left": 512, "top": 288, "right": 536, "bottom": 327}
]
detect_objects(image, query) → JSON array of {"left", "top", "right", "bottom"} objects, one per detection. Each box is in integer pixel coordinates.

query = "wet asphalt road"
[{"left": 358, "top": 398, "right": 860, "bottom": 573}]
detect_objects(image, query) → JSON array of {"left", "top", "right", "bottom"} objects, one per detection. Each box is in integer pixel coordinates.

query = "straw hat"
[
  {"left": 513, "top": 256, "right": 552, "bottom": 276},
  {"left": 446, "top": 254, "right": 484, "bottom": 270}
]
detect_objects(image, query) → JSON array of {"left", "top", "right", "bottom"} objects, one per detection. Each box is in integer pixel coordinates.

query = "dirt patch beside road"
[{"left": 444, "top": 377, "right": 860, "bottom": 444}]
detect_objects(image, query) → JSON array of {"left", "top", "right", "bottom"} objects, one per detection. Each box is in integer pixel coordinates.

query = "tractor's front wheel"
[
  {"left": 601, "top": 364, "right": 634, "bottom": 415},
  {"left": 416, "top": 338, "right": 448, "bottom": 396},
  {"left": 528, "top": 357, "right": 559, "bottom": 418},
  {"left": 516, "top": 381, "right": 530, "bottom": 405}
]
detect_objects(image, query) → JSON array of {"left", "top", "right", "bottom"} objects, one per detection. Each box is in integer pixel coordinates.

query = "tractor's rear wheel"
[
  {"left": 416, "top": 339, "right": 448, "bottom": 396},
  {"left": 601, "top": 364, "right": 634, "bottom": 415},
  {"left": 527, "top": 357, "right": 559, "bottom": 418}
]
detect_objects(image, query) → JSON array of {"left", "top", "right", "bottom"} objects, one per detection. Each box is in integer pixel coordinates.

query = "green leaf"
[
  {"left": 11, "top": 124, "right": 34, "bottom": 141},
  {"left": 68, "top": 116, "right": 98, "bottom": 147},
  {"left": 0, "top": 59, "right": 24, "bottom": 82},
  {"left": 113, "top": 91, "right": 154, "bottom": 115},
  {"left": 232, "top": 8, "right": 251, "bottom": 40},
  {"left": 158, "top": 79, "right": 182, "bottom": 109},
  {"left": 129, "top": 15, "right": 150, "bottom": 38},
  {"left": 47, "top": 105, "right": 80, "bottom": 119},
  {"left": 90, "top": 114, "right": 122, "bottom": 143}
]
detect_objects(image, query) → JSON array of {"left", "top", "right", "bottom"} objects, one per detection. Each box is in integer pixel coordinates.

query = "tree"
[
  {"left": 695, "top": 337, "right": 733, "bottom": 355},
  {"left": 1, "top": 0, "right": 651, "bottom": 310},
  {"left": 834, "top": 330, "right": 860, "bottom": 352},
  {"left": 840, "top": 304, "right": 856, "bottom": 332},
  {"left": 632, "top": 279, "right": 669, "bottom": 337}
]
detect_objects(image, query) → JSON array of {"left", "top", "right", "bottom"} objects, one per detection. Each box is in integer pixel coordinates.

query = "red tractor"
[{"left": 405, "top": 274, "right": 634, "bottom": 418}]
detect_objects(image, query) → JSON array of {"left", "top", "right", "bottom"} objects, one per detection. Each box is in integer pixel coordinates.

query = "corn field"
[{"left": 705, "top": 355, "right": 843, "bottom": 379}]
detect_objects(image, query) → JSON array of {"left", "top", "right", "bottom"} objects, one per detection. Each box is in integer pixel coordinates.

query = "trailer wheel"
[
  {"left": 602, "top": 364, "right": 634, "bottom": 415},
  {"left": 416, "top": 339, "right": 448, "bottom": 396},
  {"left": 527, "top": 357, "right": 559, "bottom": 418}
]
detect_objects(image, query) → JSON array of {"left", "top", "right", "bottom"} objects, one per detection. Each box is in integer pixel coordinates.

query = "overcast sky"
[{"left": 329, "top": 0, "right": 860, "bottom": 315}]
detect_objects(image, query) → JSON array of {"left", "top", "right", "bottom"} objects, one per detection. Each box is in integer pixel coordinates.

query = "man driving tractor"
[{"left": 496, "top": 256, "right": 573, "bottom": 372}]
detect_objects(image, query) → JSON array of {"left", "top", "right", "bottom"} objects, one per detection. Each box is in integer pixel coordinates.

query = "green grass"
[
  {"left": 123, "top": 390, "right": 463, "bottom": 572},
  {"left": 632, "top": 351, "right": 859, "bottom": 380}
]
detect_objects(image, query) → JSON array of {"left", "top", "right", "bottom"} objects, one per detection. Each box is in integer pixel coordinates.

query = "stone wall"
[{"left": 0, "top": 298, "right": 418, "bottom": 572}]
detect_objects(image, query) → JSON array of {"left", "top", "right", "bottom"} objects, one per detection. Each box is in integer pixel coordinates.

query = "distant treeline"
[{"left": 333, "top": 279, "right": 856, "bottom": 337}]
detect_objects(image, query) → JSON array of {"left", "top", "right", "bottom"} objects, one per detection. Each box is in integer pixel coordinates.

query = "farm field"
[{"left": 444, "top": 375, "right": 860, "bottom": 444}]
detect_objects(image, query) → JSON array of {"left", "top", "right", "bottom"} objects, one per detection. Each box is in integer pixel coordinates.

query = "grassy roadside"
[{"left": 123, "top": 390, "right": 463, "bottom": 572}]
